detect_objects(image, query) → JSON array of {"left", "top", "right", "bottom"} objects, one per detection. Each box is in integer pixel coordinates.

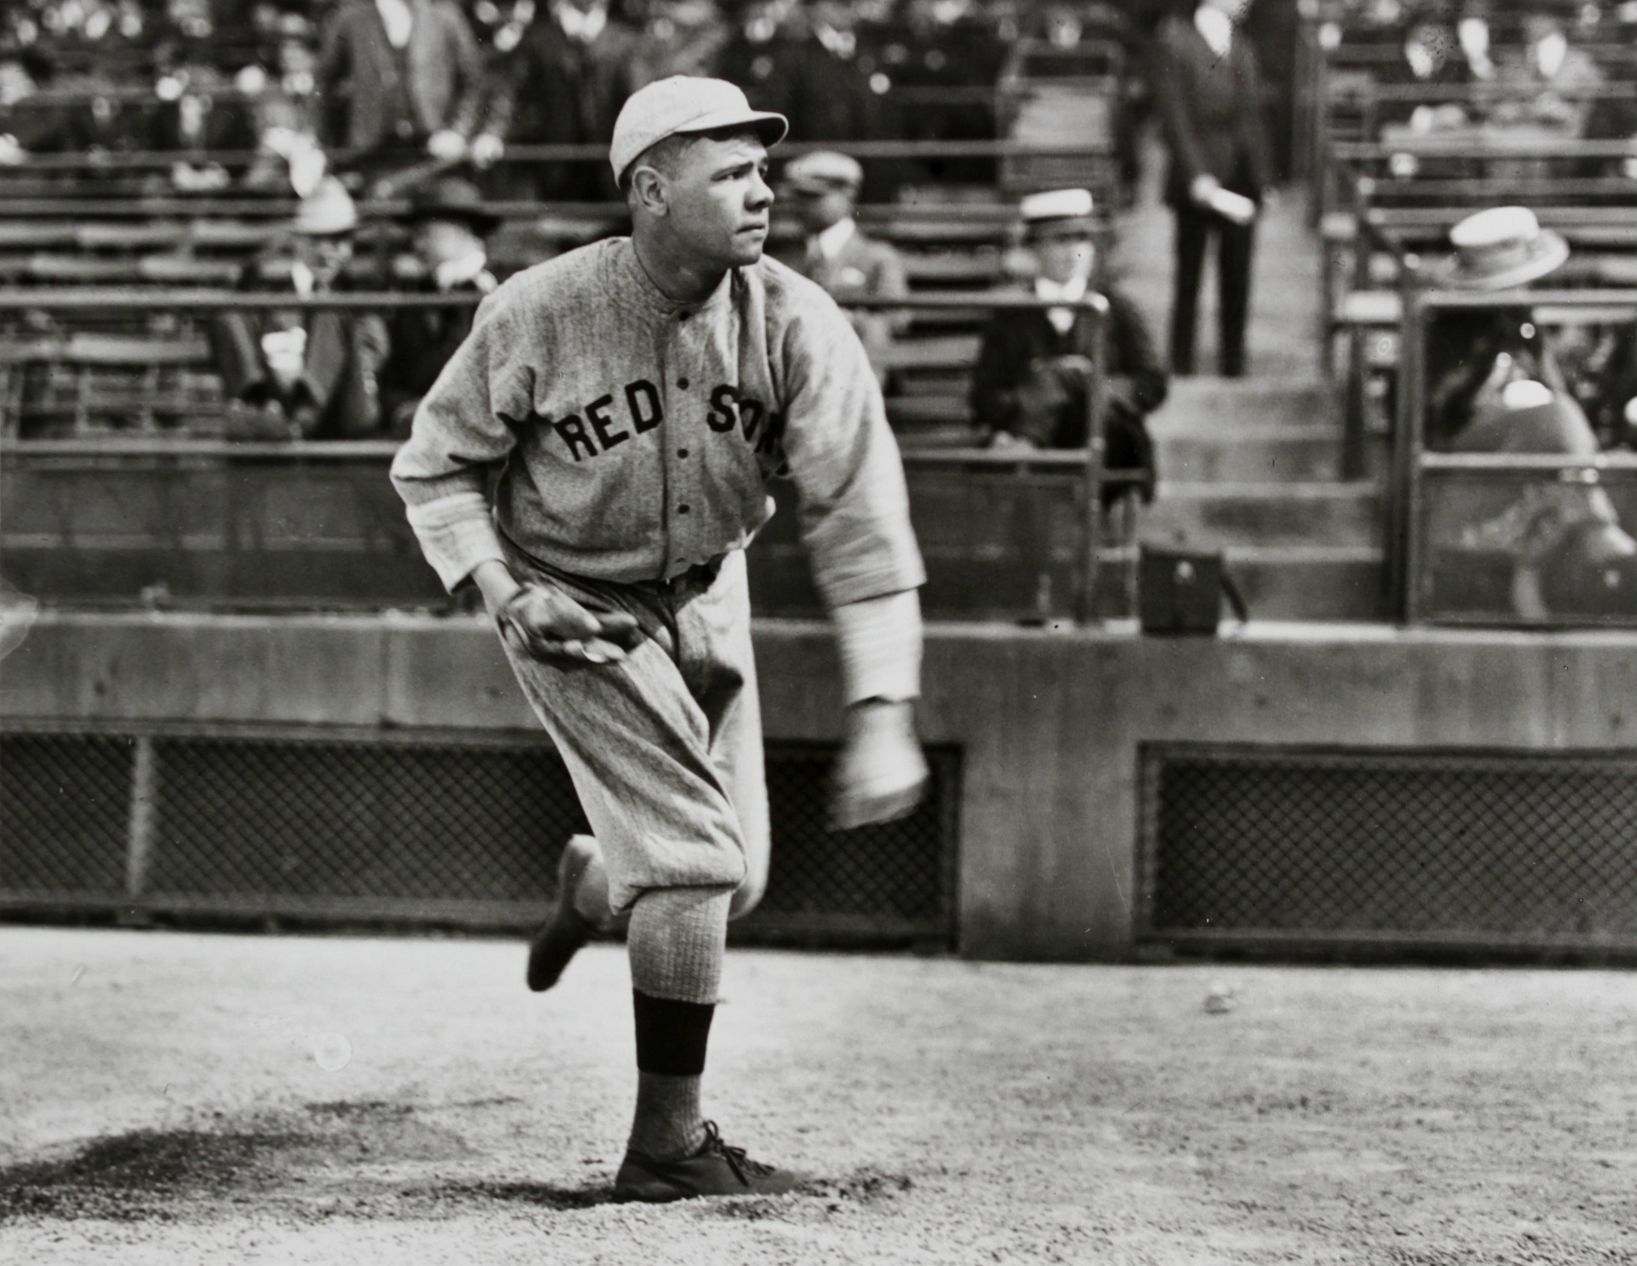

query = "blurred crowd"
[
  {"left": 1327, "top": 0, "right": 1637, "bottom": 147},
  {"left": 0, "top": 0, "right": 1175, "bottom": 194}
]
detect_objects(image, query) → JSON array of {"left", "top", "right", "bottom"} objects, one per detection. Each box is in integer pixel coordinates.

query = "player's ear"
[{"left": 629, "top": 165, "right": 669, "bottom": 218}]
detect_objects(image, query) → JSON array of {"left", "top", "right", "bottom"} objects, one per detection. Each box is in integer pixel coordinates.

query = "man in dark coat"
[
  {"left": 970, "top": 188, "right": 1168, "bottom": 506},
  {"left": 210, "top": 177, "right": 390, "bottom": 440},
  {"left": 1151, "top": 0, "right": 1274, "bottom": 377},
  {"left": 476, "top": 0, "right": 644, "bottom": 201},
  {"left": 315, "top": 0, "right": 486, "bottom": 179},
  {"left": 379, "top": 176, "right": 500, "bottom": 434}
]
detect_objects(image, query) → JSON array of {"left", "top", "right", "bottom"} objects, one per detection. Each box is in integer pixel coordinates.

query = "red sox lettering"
[{"left": 546, "top": 379, "right": 784, "bottom": 462}]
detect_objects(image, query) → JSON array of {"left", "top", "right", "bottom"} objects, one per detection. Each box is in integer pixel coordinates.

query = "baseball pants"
[{"left": 497, "top": 543, "right": 771, "bottom": 920}]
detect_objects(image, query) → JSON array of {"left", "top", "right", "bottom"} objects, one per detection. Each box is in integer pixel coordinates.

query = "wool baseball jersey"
[{"left": 389, "top": 236, "right": 924, "bottom": 610}]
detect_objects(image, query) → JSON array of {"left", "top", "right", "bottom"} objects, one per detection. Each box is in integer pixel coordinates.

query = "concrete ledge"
[{"left": 6, "top": 612, "right": 1637, "bottom": 961}]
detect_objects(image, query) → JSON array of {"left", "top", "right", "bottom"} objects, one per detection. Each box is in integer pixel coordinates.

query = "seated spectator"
[
  {"left": 0, "top": 46, "right": 69, "bottom": 162},
  {"left": 1491, "top": 12, "right": 1605, "bottom": 139},
  {"left": 379, "top": 176, "right": 499, "bottom": 435},
  {"left": 632, "top": 0, "right": 731, "bottom": 83},
  {"left": 210, "top": 177, "right": 390, "bottom": 440},
  {"left": 780, "top": 150, "right": 907, "bottom": 388},
  {"left": 1425, "top": 206, "right": 1571, "bottom": 449},
  {"left": 240, "top": 11, "right": 327, "bottom": 194},
  {"left": 1376, "top": 16, "right": 1474, "bottom": 138},
  {"left": 316, "top": 0, "right": 486, "bottom": 189},
  {"left": 970, "top": 188, "right": 1167, "bottom": 506}
]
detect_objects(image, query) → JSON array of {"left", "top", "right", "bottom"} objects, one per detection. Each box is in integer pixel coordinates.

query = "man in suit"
[
  {"left": 315, "top": 0, "right": 486, "bottom": 179},
  {"left": 379, "top": 176, "right": 500, "bottom": 435},
  {"left": 781, "top": 149, "right": 908, "bottom": 387},
  {"left": 1151, "top": 0, "right": 1274, "bottom": 377},
  {"left": 210, "top": 177, "right": 391, "bottom": 440},
  {"left": 475, "top": 0, "right": 644, "bottom": 201},
  {"left": 970, "top": 188, "right": 1168, "bottom": 506}
]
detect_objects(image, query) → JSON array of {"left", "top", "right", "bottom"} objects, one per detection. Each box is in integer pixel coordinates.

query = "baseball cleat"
[
  {"left": 611, "top": 1121, "right": 805, "bottom": 1202},
  {"left": 524, "top": 836, "right": 596, "bottom": 992}
]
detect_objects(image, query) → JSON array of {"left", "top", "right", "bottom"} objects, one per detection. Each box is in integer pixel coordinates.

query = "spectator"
[
  {"left": 241, "top": 11, "right": 327, "bottom": 193},
  {"left": 757, "top": 0, "right": 893, "bottom": 146},
  {"left": 379, "top": 176, "right": 499, "bottom": 434},
  {"left": 1376, "top": 15, "right": 1474, "bottom": 137},
  {"left": 1151, "top": 0, "right": 1275, "bottom": 378},
  {"left": 780, "top": 150, "right": 907, "bottom": 389},
  {"left": 476, "top": 0, "right": 643, "bottom": 200},
  {"left": 632, "top": 0, "right": 731, "bottom": 83},
  {"left": 1492, "top": 12, "right": 1606, "bottom": 139},
  {"left": 969, "top": 188, "right": 1166, "bottom": 506},
  {"left": 0, "top": 46, "right": 71, "bottom": 161},
  {"left": 315, "top": 0, "right": 486, "bottom": 185},
  {"left": 1424, "top": 206, "right": 1571, "bottom": 449},
  {"left": 210, "top": 176, "right": 390, "bottom": 439}
]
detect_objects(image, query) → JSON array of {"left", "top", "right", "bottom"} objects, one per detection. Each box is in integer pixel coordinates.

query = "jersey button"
[
  {"left": 676, "top": 447, "right": 689, "bottom": 458},
  {"left": 677, "top": 377, "right": 690, "bottom": 389},
  {"left": 677, "top": 504, "right": 691, "bottom": 515}
]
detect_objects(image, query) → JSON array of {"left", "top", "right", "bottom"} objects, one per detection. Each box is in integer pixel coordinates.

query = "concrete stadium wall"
[{"left": 6, "top": 612, "right": 1637, "bottom": 960}]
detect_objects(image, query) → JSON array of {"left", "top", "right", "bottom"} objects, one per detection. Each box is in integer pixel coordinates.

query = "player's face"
[{"left": 666, "top": 135, "right": 775, "bottom": 269}]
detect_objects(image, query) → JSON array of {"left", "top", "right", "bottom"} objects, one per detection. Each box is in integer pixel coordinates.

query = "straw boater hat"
[
  {"left": 292, "top": 176, "right": 358, "bottom": 237},
  {"left": 1019, "top": 188, "right": 1096, "bottom": 240},
  {"left": 1435, "top": 206, "right": 1569, "bottom": 290}
]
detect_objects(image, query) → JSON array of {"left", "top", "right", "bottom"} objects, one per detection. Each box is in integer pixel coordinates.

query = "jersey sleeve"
[
  {"left": 777, "top": 293, "right": 926, "bottom": 609},
  {"left": 389, "top": 287, "right": 534, "bottom": 590}
]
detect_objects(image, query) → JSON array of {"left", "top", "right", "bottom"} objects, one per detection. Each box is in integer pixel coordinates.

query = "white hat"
[
  {"left": 784, "top": 150, "right": 864, "bottom": 194},
  {"left": 292, "top": 175, "right": 358, "bottom": 236},
  {"left": 1434, "top": 206, "right": 1569, "bottom": 290},
  {"left": 1019, "top": 187, "right": 1096, "bottom": 238},
  {"left": 610, "top": 76, "right": 788, "bottom": 183}
]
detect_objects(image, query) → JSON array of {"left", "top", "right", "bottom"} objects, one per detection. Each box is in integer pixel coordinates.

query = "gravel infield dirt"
[{"left": 2, "top": 926, "right": 1636, "bottom": 1265}]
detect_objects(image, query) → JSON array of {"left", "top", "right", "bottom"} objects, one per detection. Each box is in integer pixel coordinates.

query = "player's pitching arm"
[
  {"left": 388, "top": 288, "right": 637, "bottom": 665},
  {"left": 778, "top": 299, "right": 930, "bottom": 830}
]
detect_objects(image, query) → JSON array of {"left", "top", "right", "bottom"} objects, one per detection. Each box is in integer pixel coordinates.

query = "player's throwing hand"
[
  {"left": 831, "top": 699, "right": 929, "bottom": 830},
  {"left": 494, "top": 582, "right": 642, "bottom": 666}
]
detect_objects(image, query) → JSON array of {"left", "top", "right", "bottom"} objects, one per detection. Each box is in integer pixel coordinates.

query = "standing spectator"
[
  {"left": 211, "top": 177, "right": 390, "bottom": 439},
  {"left": 476, "top": 0, "right": 643, "bottom": 201},
  {"left": 379, "top": 176, "right": 499, "bottom": 434},
  {"left": 781, "top": 150, "right": 907, "bottom": 388},
  {"left": 315, "top": 0, "right": 486, "bottom": 184},
  {"left": 632, "top": 0, "right": 731, "bottom": 83},
  {"left": 970, "top": 188, "right": 1167, "bottom": 506},
  {"left": 1151, "top": 0, "right": 1274, "bottom": 378},
  {"left": 241, "top": 11, "right": 327, "bottom": 193}
]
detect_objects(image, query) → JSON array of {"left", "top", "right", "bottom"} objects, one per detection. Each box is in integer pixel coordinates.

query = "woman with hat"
[
  {"left": 379, "top": 176, "right": 501, "bottom": 434},
  {"left": 1422, "top": 207, "right": 1635, "bottom": 620},
  {"left": 1424, "top": 205, "right": 1571, "bottom": 449}
]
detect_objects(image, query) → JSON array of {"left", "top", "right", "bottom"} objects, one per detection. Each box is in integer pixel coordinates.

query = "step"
[
  {"left": 1095, "top": 546, "right": 1389, "bottom": 622},
  {"left": 1155, "top": 427, "right": 1344, "bottom": 483},
  {"left": 1140, "top": 481, "right": 1382, "bottom": 549},
  {"left": 1152, "top": 376, "right": 1342, "bottom": 432}
]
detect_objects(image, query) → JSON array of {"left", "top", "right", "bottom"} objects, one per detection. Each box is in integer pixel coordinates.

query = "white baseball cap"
[{"left": 610, "top": 76, "right": 788, "bottom": 183}]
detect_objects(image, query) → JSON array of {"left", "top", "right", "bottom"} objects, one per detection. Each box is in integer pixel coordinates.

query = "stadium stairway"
[{"left": 1110, "top": 134, "right": 1389, "bottom": 622}]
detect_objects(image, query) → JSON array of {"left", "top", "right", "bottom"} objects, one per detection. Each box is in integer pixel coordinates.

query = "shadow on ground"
[{"left": 0, "top": 1099, "right": 913, "bottom": 1225}]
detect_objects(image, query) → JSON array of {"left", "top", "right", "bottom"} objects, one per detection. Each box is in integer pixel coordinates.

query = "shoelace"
[{"left": 701, "top": 1121, "right": 775, "bottom": 1183}]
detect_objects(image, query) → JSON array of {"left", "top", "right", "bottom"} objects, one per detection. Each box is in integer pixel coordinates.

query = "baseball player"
[{"left": 390, "top": 75, "right": 928, "bottom": 1202}]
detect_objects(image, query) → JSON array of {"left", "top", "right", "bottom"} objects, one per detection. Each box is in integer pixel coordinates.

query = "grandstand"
[{"left": 4, "top": 0, "right": 1637, "bottom": 964}]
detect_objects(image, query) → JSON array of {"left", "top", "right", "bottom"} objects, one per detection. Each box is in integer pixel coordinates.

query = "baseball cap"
[
  {"left": 610, "top": 76, "right": 788, "bottom": 183},
  {"left": 784, "top": 150, "right": 864, "bottom": 195}
]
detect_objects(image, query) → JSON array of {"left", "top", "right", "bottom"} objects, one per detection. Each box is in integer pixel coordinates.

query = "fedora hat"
[
  {"left": 1434, "top": 206, "right": 1569, "bottom": 290},
  {"left": 292, "top": 175, "right": 358, "bottom": 236},
  {"left": 403, "top": 176, "right": 502, "bottom": 234},
  {"left": 783, "top": 150, "right": 863, "bottom": 196}
]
